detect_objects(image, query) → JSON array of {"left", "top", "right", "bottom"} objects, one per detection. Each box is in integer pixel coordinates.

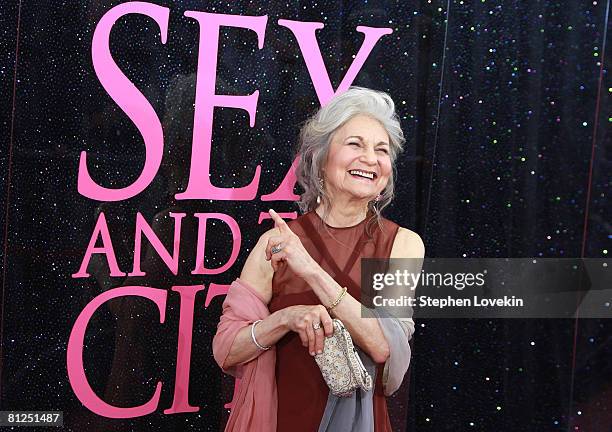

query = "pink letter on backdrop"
[
  {"left": 72, "top": 212, "right": 125, "bottom": 278},
  {"left": 192, "top": 213, "right": 241, "bottom": 275},
  {"left": 164, "top": 285, "right": 205, "bottom": 414},
  {"left": 260, "top": 156, "right": 300, "bottom": 201},
  {"left": 67, "top": 286, "right": 167, "bottom": 418},
  {"left": 264, "top": 22, "right": 392, "bottom": 201},
  {"left": 129, "top": 212, "right": 186, "bottom": 276},
  {"left": 258, "top": 211, "right": 298, "bottom": 224},
  {"left": 204, "top": 283, "right": 230, "bottom": 308},
  {"left": 277, "top": 21, "right": 392, "bottom": 105},
  {"left": 78, "top": 2, "right": 169, "bottom": 201},
  {"left": 175, "top": 12, "right": 268, "bottom": 201}
]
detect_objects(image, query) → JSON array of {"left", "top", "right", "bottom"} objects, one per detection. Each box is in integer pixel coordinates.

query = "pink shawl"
[{"left": 212, "top": 278, "right": 277, "bottom": 432}]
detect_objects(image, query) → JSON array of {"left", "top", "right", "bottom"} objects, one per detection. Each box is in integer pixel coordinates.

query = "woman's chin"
[{"left": 345, "top": 190, "right": 377, "bottom": 201}]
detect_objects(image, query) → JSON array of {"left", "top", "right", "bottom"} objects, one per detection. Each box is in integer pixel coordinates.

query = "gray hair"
[{"left": 295, "top": 86, "right": 406, "bottom": 237}]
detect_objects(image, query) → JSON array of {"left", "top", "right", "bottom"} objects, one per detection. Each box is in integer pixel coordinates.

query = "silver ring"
[
  {"left": 312, "top": 322, "right": 321, "bottom": 330},
  {"left": 271, "top": 244, "right": 283, "bottom": 254}
]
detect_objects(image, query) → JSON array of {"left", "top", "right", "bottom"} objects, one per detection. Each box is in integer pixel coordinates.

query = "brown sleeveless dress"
[{"left": 269, "top": 210, "right": 400, "bottom": 432}]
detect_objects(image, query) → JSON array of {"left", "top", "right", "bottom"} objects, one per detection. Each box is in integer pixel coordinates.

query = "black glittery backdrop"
[{"left": 0, "top": 0, "right": 610, "bottom": 431}]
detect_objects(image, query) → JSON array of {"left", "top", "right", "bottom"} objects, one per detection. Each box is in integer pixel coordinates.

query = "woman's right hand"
[{"left": 282, "top": 305, "right": 334, "bottom": 356}]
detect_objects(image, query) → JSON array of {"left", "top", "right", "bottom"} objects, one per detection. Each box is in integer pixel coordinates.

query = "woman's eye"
[
  {"left": 377, "top": 148, "right": 389, "bottom": 154},
  {"left": 349, "top": 141, "right": 360, "bottom": 146}
]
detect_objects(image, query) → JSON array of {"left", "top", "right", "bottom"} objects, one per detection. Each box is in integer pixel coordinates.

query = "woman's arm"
[
  {"left": 222, "top": 228, "right": 291, "bottom": 369},
  {"left": 222, "top": 310, "right": 289, "bottom": 369},
  {"left": 304, "top": 227, "right": 425, "bottom": 364},
  {"left": 222, "top": 228, "right": 335, "bottom": 368}
]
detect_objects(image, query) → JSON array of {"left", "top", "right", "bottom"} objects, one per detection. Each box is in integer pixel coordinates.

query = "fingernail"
[{"left": 317, "top": 350, "right": 322, "bottom": 354}]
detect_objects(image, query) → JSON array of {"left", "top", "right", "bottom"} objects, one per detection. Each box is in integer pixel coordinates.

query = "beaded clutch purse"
[{"left": 314, "top": 319, "right": 373, "bottom": 397}]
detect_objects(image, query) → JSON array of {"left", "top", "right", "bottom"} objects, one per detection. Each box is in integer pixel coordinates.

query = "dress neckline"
[{"left": 311, "top": 209, "right": 369, "bottom": 230}]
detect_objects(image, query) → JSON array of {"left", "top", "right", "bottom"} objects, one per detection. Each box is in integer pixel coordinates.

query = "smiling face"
[{"left": 322, "top": 114, "right": 392, "bottom": 204}]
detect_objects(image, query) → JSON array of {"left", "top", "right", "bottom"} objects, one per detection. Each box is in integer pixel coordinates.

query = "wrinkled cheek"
[
  {"left": 382, "top": 159, "right": 392, "bottom": 173},
  {"left": 380, "top": 163, "right": 393, "bottom": 182}
]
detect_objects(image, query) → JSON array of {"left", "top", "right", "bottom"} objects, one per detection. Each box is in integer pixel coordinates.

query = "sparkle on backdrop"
[{"left": 0, "top": 0, "right": 610, "bottom": 431}]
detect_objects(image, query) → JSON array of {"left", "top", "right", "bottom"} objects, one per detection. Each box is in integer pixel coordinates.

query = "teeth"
[{"left": 349, "top": 170, "right": 375, "bottom": 179}]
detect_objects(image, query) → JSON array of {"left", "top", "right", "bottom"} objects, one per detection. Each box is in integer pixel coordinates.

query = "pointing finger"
[{"left": 268, "top": 209, "right": 291, "bottom": 233}]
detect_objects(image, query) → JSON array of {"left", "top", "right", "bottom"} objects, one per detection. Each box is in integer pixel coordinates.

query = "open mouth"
[{"left": 348, "top": 169, "right": 377, "bottom": 181}]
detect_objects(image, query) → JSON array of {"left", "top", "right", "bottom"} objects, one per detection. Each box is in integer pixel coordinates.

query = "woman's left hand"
[{"left": 265, "top": 209, "right": 320, "bottom": 280}]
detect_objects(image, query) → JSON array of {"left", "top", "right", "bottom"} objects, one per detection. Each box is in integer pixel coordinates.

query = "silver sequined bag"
[{"left": 314, "top": 319, "right": 373, "bottom": 397}]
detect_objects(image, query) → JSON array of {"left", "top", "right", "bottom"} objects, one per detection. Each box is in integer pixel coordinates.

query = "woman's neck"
[{"left": 314, "top": 203, "right": 368, "bottom": 228}]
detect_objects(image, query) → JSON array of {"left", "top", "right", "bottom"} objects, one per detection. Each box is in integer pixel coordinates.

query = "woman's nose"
[{"left": 360, "top": 146, "right": 378, "bottom": 164}]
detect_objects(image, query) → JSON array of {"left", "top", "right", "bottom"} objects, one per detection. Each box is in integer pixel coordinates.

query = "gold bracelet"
[{"left": 327, "top": 286, "right": 348, "bottom": 311}]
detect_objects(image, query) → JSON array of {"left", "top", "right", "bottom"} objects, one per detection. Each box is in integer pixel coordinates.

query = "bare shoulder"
[
  {"left": 238, "top": 227, "right": 280, "bottom": 304},
  {"left": 390, "top": 226, "right": 425, "bottom": 259}
]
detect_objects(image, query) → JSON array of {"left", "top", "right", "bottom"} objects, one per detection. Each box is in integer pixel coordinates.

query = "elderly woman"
[{"left": 213, "top": 86, "right": 425, "bottom": 432}]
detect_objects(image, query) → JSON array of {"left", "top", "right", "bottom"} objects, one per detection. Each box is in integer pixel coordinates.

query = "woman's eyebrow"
[
  {"left": 346, "top": 135, "right": 364, "bottom": 141},
  {"left": 346, "top": 135, "right": 389, "bottom": 146}
]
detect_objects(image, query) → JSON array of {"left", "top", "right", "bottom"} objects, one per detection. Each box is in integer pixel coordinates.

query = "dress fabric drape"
[{"left": 268, "top": 210, "right": 400, "bottom": 432}]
